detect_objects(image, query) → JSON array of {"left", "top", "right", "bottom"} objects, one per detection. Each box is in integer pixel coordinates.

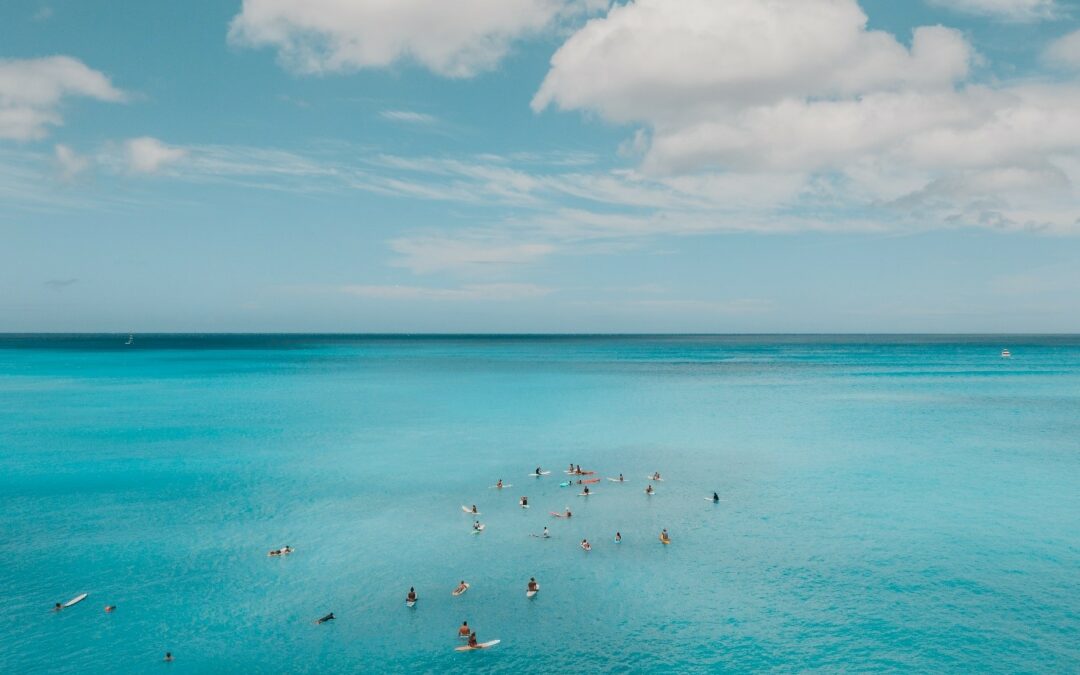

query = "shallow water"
[{"left": 2, "top": 335, "right": 1078, "bottom": 673}]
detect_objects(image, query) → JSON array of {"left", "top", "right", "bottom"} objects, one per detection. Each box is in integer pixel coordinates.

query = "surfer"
[
  {"left": 454, "top": 581, "right": 468, "bottom": 594},
  {"left": 567, "top": 463, "right": 574, "bottom": 473},
  {"left": 652, "top": 472, "right": 661, "bottom": 480},
  {"left": 576, "top": 464, "right": 582, "bottom": 474},
  {"left": 618, "top": 473, "right": 624, "bottom": 482},
  {"left": 470, "top": 504, "right": 478, "bottom": 514},
  {"left": 520, "top": 496, "right": 528, "bottom": 506},
  {"left": 542, "top": 526, "right": 550, "bottom": 538},
  {"left": 407, "top": 588, "right": 418, "bottom": 603},
  {"left": 583, "top": 486, "right": 590, "bottom": 495},
  {"left": 528, "top": 577, "right": 539, "bottom": 592},
  {"left": 535, "top": 466, "right": 542, "bottom": 476},
  {"left": 164, "top": 652, "right": 174, "bottom": 662},
  {"left": 468, "top": 632, "right": 479, "bottom": 648},
  {"left": 645, "top": 484, "right": 654, "bottom": 495},
  {"left": 660, "top": 528, "right": 670, "bottom": 543},
  {"left": 315, "top": 612, "right": 335, "bottom": 624},
  {"left": 459, "top": 621, "right": 471, "bottom": 637},
  {"left": 565, "top": 508, "right": 572, "bottom": 518},
  {"left": 615, "top": 531, "right": 622, "bottom": 543},
  {"left": 105, "top": 605, "right": 116, "bottom": 613},
  {"left": 473, "top": 520, "right": 482, "bottom": 531},
  {"left": 496, "top": 479, "right": 503, "bottom": 488},
  {"left": 712, "top": 492, "right": 720, "bottom": 502},
  {"left": 581, "top": 539, "right": 591, "bottom": 551}
]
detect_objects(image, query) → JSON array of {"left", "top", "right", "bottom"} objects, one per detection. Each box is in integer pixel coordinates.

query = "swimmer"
[
  {"left": 164, "top": 652, "right": 174, "bottom": 662},
  {"left": 315, "top": 612, "right": 335, "bottom": 624}
]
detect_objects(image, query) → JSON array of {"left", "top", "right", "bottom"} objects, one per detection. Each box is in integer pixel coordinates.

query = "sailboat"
[
  {"left": 1000, "top": 348, "right": 1011, "bottom": 358},
  {"left": 125, "top": 333, "right": 134, "bottom": 345}
]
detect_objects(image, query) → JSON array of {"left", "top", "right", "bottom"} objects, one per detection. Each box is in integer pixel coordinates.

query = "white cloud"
[
  {"left": 0, "top": 56, "right": 125, "bottom": 140},
  {"left": 926, "top": 0, "right": 1057, "bottom": 22},
  {"left": 123, "top": 137, "right": 187, "bottom": 173},
  {"left": 1044, "top": 29, "right": 1080, "bottom": 69},
  {"left": 389, "top": 235, "right": 555, "bottom": 274},
  {"left": 380, "top": 110, "right": 437, "bottom": 124},
  {"left": 229, "top": 0, "right": 600, "bottom": 77},
  {"left": 53, "top": 143, "right": 90, "bottom": 181},
  {"left": 337, "top": 282, "right": 552, "bottom": 300}
]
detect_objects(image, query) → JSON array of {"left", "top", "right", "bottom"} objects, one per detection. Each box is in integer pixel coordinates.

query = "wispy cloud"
[
  {"left": 380, "top": 110, "right": 437, "bottom": 124},
  {"left": 43, "top": 278, "right": 78, "bottom": 291},
  {"left": 335, "top": 283, "right": 552, "bottom": 301}
]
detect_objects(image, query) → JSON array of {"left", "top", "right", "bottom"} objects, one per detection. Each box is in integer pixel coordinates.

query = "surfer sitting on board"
[
  {"left": 520, "top": 496, "right": 528, "bottom": 506},
  {"left": 470, "top": 504, "right": 478, "bottom": 514},
  {"left": 615, "top": 531, "right": 622, "bottom": 542},
  {"left": 407, "top": 588, "right": 418, "bottom": 603},
  {"left": 543, "top": 526, "right": 550, "bottom": 538},
  {"left": 528, "top": 577, "right": 539, "bottom": 593},
  {"left": 496, "top": 479, "right": 503, "bottom": 488},
  {"left": 473, "top": 520, "right": 482, "bottom": 530},
  {"left": 660, "top": 529, "right": 670, "bottom": 543},
  {"left": 459, "top": 621, "right": 471, "bottom": 637},
  {"left": 712, "top": 492, "right": 720, "bottom": 502},
  {"left": 468, "top": 632, "right": 479, "bottom": 648},
  {"left": 583, "top": 486, "right": 590, "bottom": 495},
  {"left": 646, "top": 485, "right": 654, "bottom": 495},
  {"left": 581, "top": 539, "right": 591, "bottom": 551},
  {"left": 536, "top": 466, "right": 542, "bottom": 475}
]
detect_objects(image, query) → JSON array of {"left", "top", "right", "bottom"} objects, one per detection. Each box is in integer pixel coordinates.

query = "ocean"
[{"left": 1, "top": 335, "right": 1078, "bottom": 673}]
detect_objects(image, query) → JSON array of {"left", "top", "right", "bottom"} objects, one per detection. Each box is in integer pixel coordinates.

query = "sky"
[{"left": 2, "top": 0, "right": 1080, "bottom": 333}]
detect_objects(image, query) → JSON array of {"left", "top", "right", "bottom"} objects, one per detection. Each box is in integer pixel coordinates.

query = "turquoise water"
[{"left": 2, "top": 335, "right": 1078, "bottom": 673}]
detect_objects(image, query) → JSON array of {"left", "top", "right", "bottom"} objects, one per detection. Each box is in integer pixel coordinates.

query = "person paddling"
[
  {"left": 316, "top": 612, "right": 335, "bottom": 624},
  {"left": 454, "top": 581, "right": 468, "bottom": 594},
  {"left": 407, "top": 587, "right": 418, "bottom": 604}
]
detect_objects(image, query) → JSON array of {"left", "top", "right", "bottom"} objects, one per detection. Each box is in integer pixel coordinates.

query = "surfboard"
[
  {"left": 578, "top": 478, "right": 600, "bottom": 484},
  {"left": 704, "top": 497, "right": 723, "bottom": 502},
  {"left": 455, "top": 639, "right": 500, "bottom": 651},
  {"left": 607, "top": 478, "right": 629, "bottom": 482},
  {"left": 490, "top": 484, "right": 512, "bottom": 489},
  {"left": 559, "top": 481, "right": 570, "bottom": 487},
  {"left": 528, "top": 471, "right": 551, "bottom": 477},
  {"left": 578, "top": 492, "right": 595, "bottom": 497},
  {"left": 646, "top": 476, "right": 665, "bottom": 481},
  {"left": 526, "top": 584, "right": 540, "bottom": 598},
  {"left": 462, "top": 506, "right": 480, "bottom": 514},
  {"left": 659, "top": 535, "right": 670, "bottom": 545},
  {"left": 406, "top": 599, "right": 417, "bottom": 607},
  {"left": 452, "top": 584, "right": 470, "bottom": 596},
  {"left": 63, "top": 593, "right": 87, "bottom": 608}
]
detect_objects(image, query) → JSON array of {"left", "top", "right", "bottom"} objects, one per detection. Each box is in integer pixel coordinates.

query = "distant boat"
[
  {"left": 1001, "top": 349, "right": 1011, "bottom": 358},
  {"left": 125, "top": 334, "right": 134, "bottom": 345}
]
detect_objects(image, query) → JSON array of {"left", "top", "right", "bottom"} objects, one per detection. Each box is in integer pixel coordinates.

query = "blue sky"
[{"left": 2, "top": 0, "right": 1080, "bottom": 332}]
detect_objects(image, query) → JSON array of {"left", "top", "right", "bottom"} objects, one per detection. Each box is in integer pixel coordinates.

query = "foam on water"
[{"left": 1, "top": 335, "right": 1078, "bottom": 672}]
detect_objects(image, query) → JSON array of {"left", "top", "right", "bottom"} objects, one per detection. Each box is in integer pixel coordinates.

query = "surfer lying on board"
[
  {"left": 459, "top": 621, "right": 471, "bottom": 637},
  {"left": 454, "top": 581, "right": 469, "bottom": 594},
  {"left": 468, "top": 632, "right": 479, "bottom": 647},
  {"left": 581, "top": 539, "right": 591, "bottom": 551},
  {"left": 268, "top": 545, "right": 293, "bottom": 557},
  {"left": 315, "top": 612, "right": 335, "bottom": 624}
]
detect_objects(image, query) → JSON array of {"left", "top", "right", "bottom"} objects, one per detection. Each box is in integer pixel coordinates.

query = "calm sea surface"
[{"left": 1, "top": 335, "right": 1078, "bottom": 673}]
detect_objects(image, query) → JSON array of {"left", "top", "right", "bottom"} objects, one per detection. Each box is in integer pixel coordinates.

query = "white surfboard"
[
  {"left": 472, "top": 524, "right": 485, "bottom": 533},
  {"left": 607, "top": 477, "right": 629, "bottom": 482},
  {"left": 526, "top": 584, "right": 540, "bottom": 598},
  {"left": 462, "top": 506, "right": 480, "bottom": 514},
  {"left": 646, "top": 476, "right": 664, "bottom": 481},
  {"left": 406, "top": 599, "right": 417, "bottom": 607},
  {"left": 490, "top": 484, "right": 512, "bottom": 489},
  {"left": 452, "top": 583, "right": 470, "bottom": 596},
  {"left": 455, "top": 639, "right": 500, "bottom": 651},
  {"left": 528, "top": 471, "right": 551, "bottom": 477},
  {"left": 704, "top": 497, "right": 725, "bottom": 502},
  {"left": 63, "top": 593, "right": 88, "bottom": 608},
  {"left": 520, "top": 503, "right": 530, "bottom": 508},
  {"left": 578, "top": 492, "right": 596, "bottom": 497}
]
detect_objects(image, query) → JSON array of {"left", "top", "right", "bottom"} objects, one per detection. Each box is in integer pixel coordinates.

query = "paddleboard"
[
  {"left": 607, "top": 478, "right": 629, "bottom": 482},
  {"left": 526, "top": 584, "right": 540, "bottom": 598},
  {"left": 63, "top": 593, "right": 88, "bottom": 608},
  {"left": 490, "top": 484, "right": 512, "bottom": 489},
  {"left": 559, "top": 481, "right": 570, "bottom": 487},
  {"left": 455, "top": 639, "right": 500, "bottom": 651},
  {"left": 528, "top": 471, "right": 551, "bottom": 477},
  {"left": 461, "top": 506, "right": 480, "bottom": 514},
  {"left": 452, "top": 584, "right": 470, "bottom": 596}
]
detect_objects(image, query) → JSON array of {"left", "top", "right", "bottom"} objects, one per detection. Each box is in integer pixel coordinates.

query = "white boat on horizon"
[
  {"left": 1001, "top": 348, "right": 1011, "bottom": 358},
  {"left": 125, "top": 333, "right": 134, "bottom": 345}
]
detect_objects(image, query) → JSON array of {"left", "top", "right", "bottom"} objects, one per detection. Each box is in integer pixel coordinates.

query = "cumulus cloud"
[
  {"left": 529, "top": 0, "right": 1080, "bottom": 234},
  {"left": 229, "top": 0, "right": 600, "bottom": 77},
  {"left": 123, "top": 136, "right": 187, "bottom": 173},
  {"left": 53, "top": 143, "right": 91, "bottom": 181},
  {"left": 1044, "top": 29, "right": 1080, "bottom": 69},
  {"left": 926, "top": 0, "right": 1057, "bottom": 22},
  {"left": 0, "top": 56, "right": 125, "bottom": 140}
]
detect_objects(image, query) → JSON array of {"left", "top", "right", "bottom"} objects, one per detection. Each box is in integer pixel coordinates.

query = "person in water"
[
  {"left": 316, "top": 612, "right": 335, "bottom": 624},
  {"left": 164, "top": 652, "right": 174, "bottom": 662},
  {"left": 407, "top": 587, "right": 418, "bottom": 603},
  {"left": 54, "top": 602, "right": 62, "bottom": 612},
  {"left": 496, "top": 479, "right": 503, "bottom": 488},
  {"left": 468, "top": 631, "right": 478, "bottom": 648},
  {"left": 473, "top": 520, "right": 482, "bottom": 530},
  {"left": 542, "top": 526, "right": 550, "bottom": 538},
  {"left": 615, "top": 531, "right": 622, "bottom": 542},
  {"left": 564, "top": 508, "right": 572, "bottom": 518},
  {"left": 459, "top": 620, "right": 471, "bottom": 637},
  {"left": 471, "top": 504, "right": 478, "bottom": 514},
  {"left": 105, "top": 605, "right": 116, "bottom": 613},
  {"left": 527, "top": 577, "right": 539, "bottom": 592},
  {"left": 583, "top": 486, "right": 590, "bottom": 495},
  {"left": 645, "top": 484, "right": 654, "bottom": 494},
  {"left": 712, "top": 492, "right": 720, "bottom": 502},
  {"left": 521, "top": 496, "right": 528, "bottom": 506},
  {"left": 454, "top": 580, "right": 468, "bottom": 594}
]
